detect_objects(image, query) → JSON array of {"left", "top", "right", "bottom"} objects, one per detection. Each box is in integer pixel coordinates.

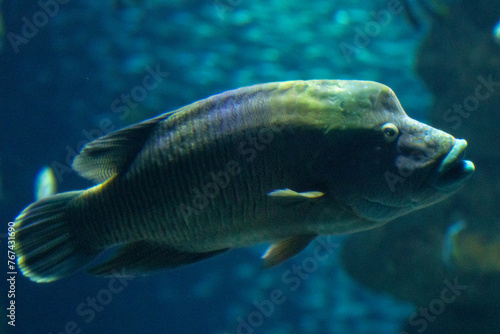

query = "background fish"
[
  {"left": 34, "top": 166, "right": 57, "bottom": 201},
  {"left": 442, "top": 220, "right": 500, "bottom": 273},
  {"left": 14, "top": 80, "right": 474, "bottom": 283}
]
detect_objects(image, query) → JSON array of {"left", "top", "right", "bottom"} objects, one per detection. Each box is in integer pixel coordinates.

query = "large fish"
[{"left": 14, "top": 80, "right": 474, "bottom": 283}]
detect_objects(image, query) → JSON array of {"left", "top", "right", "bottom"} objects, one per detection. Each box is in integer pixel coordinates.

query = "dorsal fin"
[{"left": 72, "top": 112, "right": 173, "bottom": 183}]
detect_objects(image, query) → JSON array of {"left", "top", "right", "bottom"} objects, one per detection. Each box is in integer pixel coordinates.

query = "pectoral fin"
[
  {"left": 262, "top": 234, "right": 317, "bottom": 269},
  {"left": 267, "top": 188, "right": 324, "bottom": 198}
]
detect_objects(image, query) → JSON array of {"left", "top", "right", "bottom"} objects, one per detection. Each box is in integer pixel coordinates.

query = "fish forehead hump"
[
  {"left": 145, "top": 79, "right": 408, "bottom": 145},
  {"left": 72, "top": 80, "right": 409, "bottom": 183},
  {"left": 264, "top": 80, "right": 408, "bottom": 133}
]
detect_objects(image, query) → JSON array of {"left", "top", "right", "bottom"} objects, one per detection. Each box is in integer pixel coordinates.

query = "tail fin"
[{"left": 14, "top": 191, "right": 99, "bottom": 283}]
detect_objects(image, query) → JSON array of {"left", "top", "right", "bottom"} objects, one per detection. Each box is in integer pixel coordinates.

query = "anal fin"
[
  {"left": 262, "top": 234, "right": 317, "bottom": 269},
  {"left": 87, "top": 241, "right": 229, "bottom": 276}
]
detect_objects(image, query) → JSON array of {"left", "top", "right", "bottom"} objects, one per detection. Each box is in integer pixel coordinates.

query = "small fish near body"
[{"left": 13, "top": 80, "right": 475, "bottom": 283}]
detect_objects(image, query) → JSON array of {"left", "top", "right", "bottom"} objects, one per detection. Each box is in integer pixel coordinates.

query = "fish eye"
[{"left": 381, "top": 123, "right": 399, "bottom": 143}]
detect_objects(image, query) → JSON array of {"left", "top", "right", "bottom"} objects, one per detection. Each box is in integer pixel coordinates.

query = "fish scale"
[{"left": 127, "top": 124, "right": 231, "bottom": 246}]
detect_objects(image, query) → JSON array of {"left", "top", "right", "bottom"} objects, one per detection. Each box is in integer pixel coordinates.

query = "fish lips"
[{"left": 432, "top": 139, "right": 475, "bottom": 191}]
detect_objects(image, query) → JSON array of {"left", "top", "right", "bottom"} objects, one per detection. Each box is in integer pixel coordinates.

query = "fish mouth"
[{"left": 433, "top": 139, "right": 475, "bottom": 191}]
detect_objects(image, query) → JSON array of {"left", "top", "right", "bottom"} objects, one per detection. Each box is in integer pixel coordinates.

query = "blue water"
[{"left": 0, "top": 0, "right": 476, "bottom": 333}]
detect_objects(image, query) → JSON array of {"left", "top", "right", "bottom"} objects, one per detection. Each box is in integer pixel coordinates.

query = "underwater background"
[{"left": 1, "top": 0, "right": 499, "bottom": 333}]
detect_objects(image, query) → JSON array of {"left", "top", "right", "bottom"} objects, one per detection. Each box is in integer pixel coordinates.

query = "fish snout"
[{"left": 433, "top": 138, "right": 475, "bottom": 191}]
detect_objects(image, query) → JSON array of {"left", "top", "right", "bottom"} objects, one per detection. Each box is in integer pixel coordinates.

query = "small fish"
[
  {"left": 14, "top": 80, "right": 474, "bottom": 283},
  {"left": 34, "top": 166, "right": 57, "bottom": 201},
  {"left": 402, "top": 0, "right": 455, "bottom": 30},
  {"left": 441, "top": 220, "right": 467, "bottom": 268},
  {"left": 493, "top": 19, "right": 500, "bottom": 45},
  {"left": 442, "top": 220, "right": 500, "bottom": 273}
]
